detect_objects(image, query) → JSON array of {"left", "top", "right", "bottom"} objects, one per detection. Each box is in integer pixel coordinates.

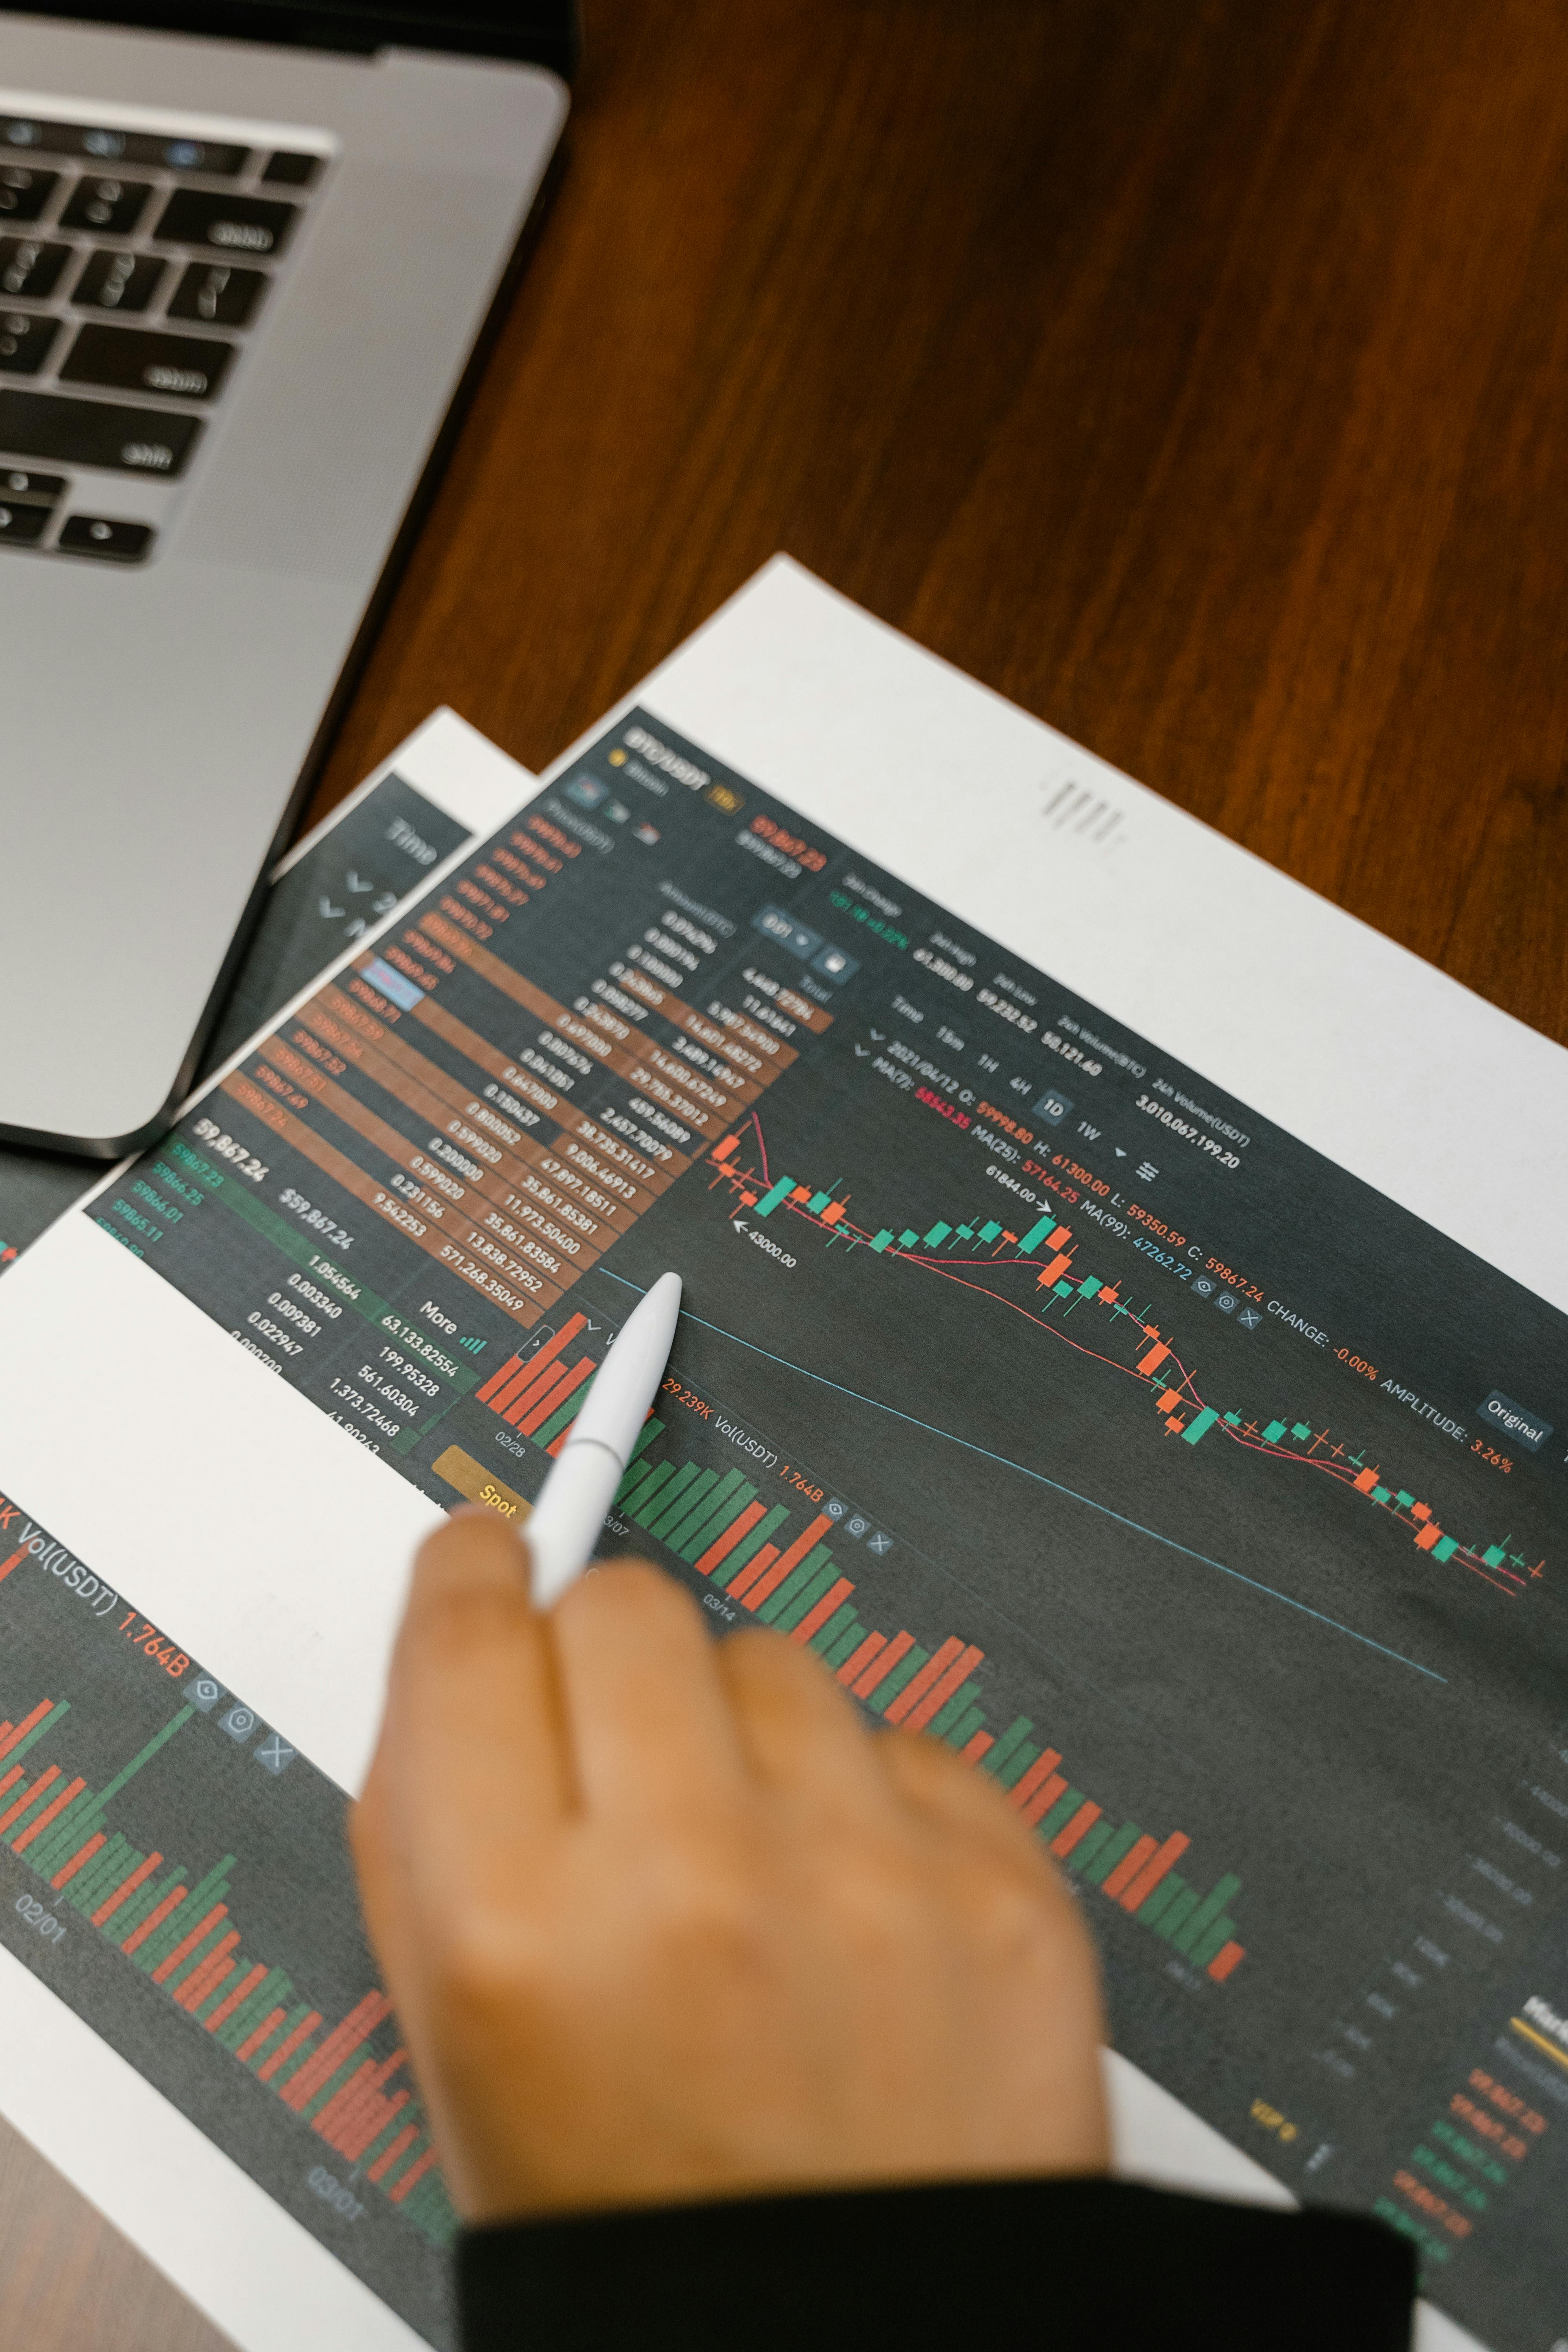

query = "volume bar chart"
[
  {"left": 0, "top": 1520, "right": 463, "bottom": 2349},
  {"left": 473, "top": 1340, "right": 1247, "bottom": 1982}
]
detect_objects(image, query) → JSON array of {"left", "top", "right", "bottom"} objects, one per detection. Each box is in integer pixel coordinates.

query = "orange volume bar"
[
  {"left": 318, "top": 2066, "right": 376, "bottom": 2155},
  {"left": 13, "top": 1774, "right": 85, "bottom": 1853},
  {"left": 902, "top": 1643, "right": 985, "bottom": 1733},
  {"left": 315, "top": 2049, "right": 399, "bottom": 2150},
  {"left": 1101, "top": 1834, "right": 1158, "bottom": 1900},
  {"left": 236, "top": 2006, "right": 289, "bottom": 2065},
  {"left": 1207, "top": 1940, "right": 1246, "bottom": 1982},
  {"left": 1020, "top": 1773, "right": 1068, "bottom": 1829},
  {"left": 259, "top": 2011, "right": 322, "bottom": 2083},
  {"left": 1136, "top": 1340, "right": 1169, "bottom": 1376},
  {"left": 790, "top": 1577, "right": 856, "bottom": 1647},
  {"left": 740, "top": 1514, "right": 836, "bottom": 1614},
  {"left": 151, "top": 1902, "right": 228, "bottom": 1984},
  {"left": 519, "top": 1356, "right": 594, "bottom": 1437},
  {"left": 1051, "top": 1801, "right": 1102, "bottom": 1858},
  {"left": 123, "top": 1884, "right": 189, "bottom": 1956},
  {"left": 503, "top": 1357, "right": 572, "bottom": 1426},
  {"left": 0, "top": 1765, "right": 60, "bottom": 1838},
  {"left": 333, "top": 2051, "right": 410, "bottom": 2155},
  {"left": 726, "top": 1545, "right": 779, "bottom": 1603},
  {"left": 51, "top": 1831, "right": 105, "bottom": 1891},
  {"left": 367, "top": 2123, "right": 420, "bottom": 2184},
  {"left": 961, "top": 1730, "right": 994, "bottom": 1763},
  {"left": 389, "top": 2145, "right": 442, "bottom": 2205},
  {"left": 178, "top": 1934, "right": 240, "bottom": 2011},
  {"left": 696, "top": 1500, "right": 766, "bottom": 1579},
  {"left": 477, "top": 1313, "right": 588, "bottom": 1408},
  {"left": 475, "top": 1350, "right": 526, "bottom": 1407},
  {"left": 344, "top": 2089, "right": 412, "bottom": 2164},
  {"left": 206, "top": 1963, "right": 268, "bottom": 2035},
  {"left": 92, "top": 1851, "right": 163, "bottom": 1927},
  {"left": 835, "top": 1632, "right": 886, "bottom": 1687},
  {"left": 0, "top": 1768, "right": 22, "bottom": 1803},
  {"left": 1119, "top": 1831, "right": 1190, "bottom": 1911},
  {"left": 852, "top": 1631, "right": 913, "bottom": 1698},
  {"left": 1007, "top": 1748, "right": 1065, "bottom": 1812},
  {"left": 282, "top": 1990, "right": 392, "bottom": 2111},
  {"left": 0, "top": 1701, "right": 55, "bottom": 1761},
  {"left": 0, "top": 1547, "right": 25, "bottom": 1584},
  {"left": 883, "top": 1637, "right": 965, "bottom": 1727}
]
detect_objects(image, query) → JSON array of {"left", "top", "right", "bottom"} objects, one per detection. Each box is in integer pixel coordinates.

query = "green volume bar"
[
  {"left": 982, "top": 1718, "right": 1034, "bottom": 1778},
  {"left": 675, "top": 1479, "right": 757, "bottom": 1564},
  {"left": 1172, "top": 1874, "right": 1241, "bottom": 1956},
  {"left": 664, "top": 1468, "right": 743, "bottom": 1552},
  {"left": 617, "top": 1458, "right": 675, "bottom": 1518},
  {"left": 635, "top": 1461, "right": 699, "bottom": 1530},
  {"left": 534, "top": 1379, "right": 595, "bottom": 1449},
  {"left": 810, "top": 1604, "right": 859, "bottom": 1656},
  {"left": 758, "top": 1549, "right": 837, "bottom": 1628},
  {"left": 644, "top": 1465, "right": 714, "bottom": 1539},
  {"left": 710, "top": 1506, "right": 790, "bottom": 1588}
]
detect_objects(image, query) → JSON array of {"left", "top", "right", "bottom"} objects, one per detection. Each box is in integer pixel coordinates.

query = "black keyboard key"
[
  {"left": 0, "top": 167, "right": 59, "bottom": 223},
  {"left": 152, "top": 189, "right": 299, "bottom": 258},
  {"left": 261, "top": 150, "right": 322, "bottom": 187},
  {"left": 0, "top": 499, "right": 48, "bottom": 545},
  {"left": 74, "top": 249, "right": 166, "bottom": 314},
  {"left": 0, "top": 389, "right": 202, "bottom": 477},
  {"left": 167, "top": 261, "right": 268, "bottom": 328},
  {"left": 60, "top": 175, "right": 152, "bottom": 236},
  {"left": 58, "top": 515, "right": 153, "bottom": 563},
  {"left": 61, "top": 323, "right": 234, "bottom": 404},
  {"left": 151, "top": 138, "right": 249, "bottom": 176},
  {"left": 1, "top": 120, "right": 247, "bottom": 173},
  {"left": 1, "top": 468, "right": 64, "bottom": 505},
  {"left": 0, "top": 238, "right": 72, "bottom": 299},
  {"left": 0, "top": 311, "right": 61, "bottom": 376}
]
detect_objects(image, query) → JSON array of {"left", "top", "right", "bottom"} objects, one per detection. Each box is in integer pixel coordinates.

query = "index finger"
[{"left": 369, "top": 1510, "right": 574, "bottom": 1896}]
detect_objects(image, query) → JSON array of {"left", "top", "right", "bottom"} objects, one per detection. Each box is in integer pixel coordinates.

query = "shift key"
[
  {"left": 0, "top": 388, "right": 202, "bottom": 476},
  {"left": 61, "top": 325, "right": 234, "bottom": 403}
]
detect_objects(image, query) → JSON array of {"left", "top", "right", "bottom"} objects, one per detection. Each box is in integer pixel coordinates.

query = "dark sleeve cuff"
[{"left": 459, "top": 2175, "right": 1416, "bottom": 2352}]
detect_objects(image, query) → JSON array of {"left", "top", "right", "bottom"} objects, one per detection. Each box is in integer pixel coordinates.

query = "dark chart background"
[
  {"left": 0, "top": 1497, "right": 457, "bottom": 2347},
  {"left": 73, "top": 712, "right": 1568, "bottom": 2351}
]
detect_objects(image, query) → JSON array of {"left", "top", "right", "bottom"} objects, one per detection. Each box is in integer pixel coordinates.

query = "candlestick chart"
[
  {"left": 78, "top": 704, "right": 1568, "bottom": 2352},
  {"left": 702, "top": 1120, "right": 1543, "bottom": 1603}
]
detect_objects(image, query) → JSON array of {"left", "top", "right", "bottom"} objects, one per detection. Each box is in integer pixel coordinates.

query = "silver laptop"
[{"left": 0, "top": 2, "right": 572, "bottom": 1155}]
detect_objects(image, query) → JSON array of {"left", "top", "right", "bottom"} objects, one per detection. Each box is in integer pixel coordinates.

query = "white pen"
[{"left": 523, "top": 1271, "right": 684, "bottom": 1607}]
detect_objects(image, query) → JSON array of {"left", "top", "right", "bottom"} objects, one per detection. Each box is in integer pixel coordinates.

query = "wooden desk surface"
[{"left": 5, "top": 1, "right": 1564, "bottom": 2341}]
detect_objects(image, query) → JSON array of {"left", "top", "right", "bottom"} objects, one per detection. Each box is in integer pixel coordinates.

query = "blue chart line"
[{"left": 598, "top": 1269, "right": 1447, "bottom": 1685}]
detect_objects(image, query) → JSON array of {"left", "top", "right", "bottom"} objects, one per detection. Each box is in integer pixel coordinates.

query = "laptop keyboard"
[{"left": 0, "top": 109, "right": 329, "bottom": 565}]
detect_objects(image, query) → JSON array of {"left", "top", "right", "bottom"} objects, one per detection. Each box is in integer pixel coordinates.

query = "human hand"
[{"left": 351, "top": 1511, "right": 1109, "bottom": 2223}]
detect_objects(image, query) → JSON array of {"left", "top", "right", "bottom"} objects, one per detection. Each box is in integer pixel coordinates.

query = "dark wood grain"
[{"left": 7, "top": 1, "right": 1565, "bottom": 2341}]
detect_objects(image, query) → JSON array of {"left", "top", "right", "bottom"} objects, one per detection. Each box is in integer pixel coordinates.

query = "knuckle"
[
  {"left": 432, "top": 1904, "right": 552, "bottom": 2027},
  {"left": 407, "top": 1575, "right": 534, "bottom": 1660}
]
